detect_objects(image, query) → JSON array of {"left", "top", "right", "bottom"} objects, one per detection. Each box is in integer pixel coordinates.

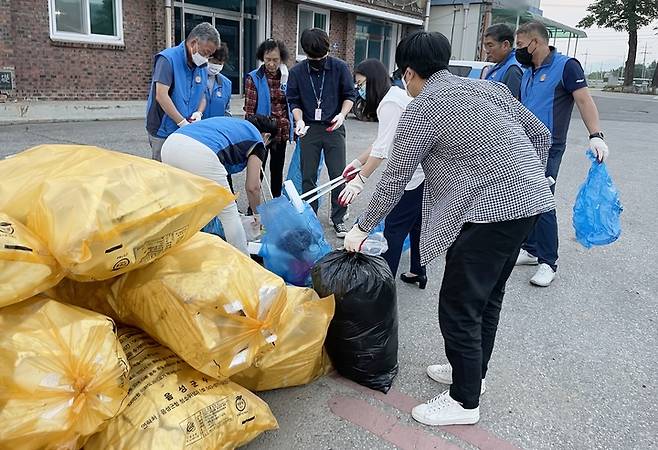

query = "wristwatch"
[{"left": 589, "top": 131, "right": 605, "bottom": 140}]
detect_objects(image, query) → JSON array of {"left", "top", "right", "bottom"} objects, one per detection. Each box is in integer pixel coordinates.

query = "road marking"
[
  {"left": 329, "top": 395, "right": 462, "bottom": 450},
  {"left": 331, "top": 374, "right": 521, "bottom": 450}
]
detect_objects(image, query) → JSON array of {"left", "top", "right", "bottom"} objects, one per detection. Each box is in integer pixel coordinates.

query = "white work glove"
[
  {"left": 342, "top": 158, "right": 362, "bottom": 181},
  {"left": 295, "top": 119, "right": 307, "bottom": 136},
  {"left": 344, "top": 224, "right": 369, "bottom": 252},
  {"left": 329, "top": 112, "right": 345, "bottom": 131},
  {"left": 177, "top": 118, "right": 190, "bottom": 127},
  {"left": 189, "top": 111, "right": 203, "bottom": 123},
  {"left": 279, "top": 64, "right": 289, "bottom": 88},
  {"left": 589, "top": 137, "right": 609, "bottom": 162},
  {"left": 339, "top": 173, "right": 368, "bottom": 206}
]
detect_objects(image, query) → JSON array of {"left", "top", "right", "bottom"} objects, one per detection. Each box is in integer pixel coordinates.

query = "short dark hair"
[
  {"left": 212, "top": 43, "right": 229, "bottom": 62},
  {"left": 247, "top": 114, "right": 278, "bottom": 138},
  {"left": 354, "top": 59, "right": 392, "bottom": 120},
  {"left": 256, "top": 38, "right": 289, "bottom": 63},
  {"left": 517, "top": 21, "right": 550, "bottom": 43},
  {"left": 485, "top": 24, "right": 515, "bottom": 46},
  {"left": 300, "top": 28, "right": 330, "bottom": 58},
  {"left": 395, "top": 31, "right": 451, "bottom": 79}
]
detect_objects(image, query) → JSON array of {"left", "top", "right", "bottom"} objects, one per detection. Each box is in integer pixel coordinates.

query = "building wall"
[
  {"left": 429, "top": 3, "right": 483, "bottom": 60},
  {"left": 0, "top": 0, "right": 12, "bottom": 64},
  {"left": 3, "top": 0, "right": 165, "bottom": 101}
]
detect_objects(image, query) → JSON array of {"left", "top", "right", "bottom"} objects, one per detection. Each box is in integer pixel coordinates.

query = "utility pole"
[
  {"left": 582, "top": 50, "right": 589, "bottom": 76},
  {"left": 640, "top": 42, "right": 649, "bottom": 80}
]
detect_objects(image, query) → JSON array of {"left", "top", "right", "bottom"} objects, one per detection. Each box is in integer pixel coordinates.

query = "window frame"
[
  {"left": 48, "top": 0, "right": 124, "bottom": 45},
  {"left": 295, "top": 4, "right": 330, "bottom": 61}
]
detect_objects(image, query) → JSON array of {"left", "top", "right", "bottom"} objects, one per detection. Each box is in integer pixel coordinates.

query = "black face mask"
[
  {"left": 515, "top": 45, "right": 534, "bottom": 67},
  {"left": 308, "top": 57, "right": 327, "bottom": 71}
]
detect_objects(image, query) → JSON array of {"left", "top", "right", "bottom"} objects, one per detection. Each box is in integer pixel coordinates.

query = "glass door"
[{"left": 214, "top": 18, "right": 241, "bottom": 95}]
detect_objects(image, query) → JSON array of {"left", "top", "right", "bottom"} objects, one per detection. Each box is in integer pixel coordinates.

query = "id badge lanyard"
[{"left": 308, "top": 62, "right": 326, "bottom": 121}]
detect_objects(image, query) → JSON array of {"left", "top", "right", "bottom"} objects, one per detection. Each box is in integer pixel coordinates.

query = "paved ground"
[{"left": 1, "top": 91, "right": 656, "bottom": 449}]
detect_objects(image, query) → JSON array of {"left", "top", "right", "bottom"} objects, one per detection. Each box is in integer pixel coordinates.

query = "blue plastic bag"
[
  {"left": 257, "top": 196, "right": 332, "bottom": 286},
  {"left": 201, "top": 216, "right": 226, "bottom": 240},
  {"left": 572, "top": 152, "right": 623, "bottom": 248},
  {"left": 286, "top": 139, "right": 324, "bottom": 194},
  {"left": 371, "top": 220, "right": 411, "bottom": 253}
]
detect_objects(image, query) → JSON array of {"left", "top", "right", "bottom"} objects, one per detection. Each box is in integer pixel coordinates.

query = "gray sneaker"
[{"left": 333, "top": 222, "right": 348, "bottom": 238}]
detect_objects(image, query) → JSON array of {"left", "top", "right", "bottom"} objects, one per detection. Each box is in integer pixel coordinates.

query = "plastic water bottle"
[{"left": 360, "top": 232, "right": 389, "bottom": 256}]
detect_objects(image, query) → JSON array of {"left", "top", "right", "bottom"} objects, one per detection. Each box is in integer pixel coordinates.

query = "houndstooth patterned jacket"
[{"left": 358, "top": 70, "right": 556, "bottom": 265}]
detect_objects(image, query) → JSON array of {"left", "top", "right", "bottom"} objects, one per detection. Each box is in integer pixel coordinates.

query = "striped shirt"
[{"left": 358, "top": 70, "right": 556, "bottom": 265}]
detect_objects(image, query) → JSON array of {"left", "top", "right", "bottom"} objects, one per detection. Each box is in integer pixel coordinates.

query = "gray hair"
[{"left": 186, "top": 22, "right": 220, "bottom": 46}]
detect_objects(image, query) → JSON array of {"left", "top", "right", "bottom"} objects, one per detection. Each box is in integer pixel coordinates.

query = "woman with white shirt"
[{"left": 339, "top": 59, "right": 427, "bottom": 288}]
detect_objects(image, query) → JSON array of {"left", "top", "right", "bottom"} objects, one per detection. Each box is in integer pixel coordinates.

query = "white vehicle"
[{"left": 448, "top": 60, "right": 494, "bottom": 80}]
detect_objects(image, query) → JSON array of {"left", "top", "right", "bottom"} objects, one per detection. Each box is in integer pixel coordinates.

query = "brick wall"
[
  {"left": 271, "top": 0, "right": 298, "bottom": 64},
  {"left": 6, "top": 0, "right": 165, "bottom": 101},
  {"left": 0, "top": 0, "right": 12, "bottom": 64}
]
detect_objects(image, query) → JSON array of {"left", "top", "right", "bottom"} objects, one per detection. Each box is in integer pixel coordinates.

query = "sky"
[{"left": 540, "top": 0, "right": 658, "bottom": 75}]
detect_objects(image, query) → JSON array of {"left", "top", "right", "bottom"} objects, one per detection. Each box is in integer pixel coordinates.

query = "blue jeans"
[
  {"left": 523, "top": 145, "right": 565, "bottom": 271},
  {"left": 382, "top": 182, "right": 425, "bottom": 278}
]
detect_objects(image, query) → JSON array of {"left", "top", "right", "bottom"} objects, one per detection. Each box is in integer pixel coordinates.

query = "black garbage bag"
[{"left": 311, "top": 250, "right": 398, "bottom": 393}]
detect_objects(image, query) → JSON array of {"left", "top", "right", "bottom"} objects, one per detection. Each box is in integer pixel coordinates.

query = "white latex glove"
[
  {"left": 344, "top": 224, "right": 369, "bottom": 252},
  {"left": 329, "top": 112, "right": 345, "bottom": 131},
  {"left": 589, "top": 137, "right": 609, "bottom": 162},
  {"left": 190, "top": 111, "right": 203, "bottom": 122},
  {"left": 339, "top": 173, "right": 368, "bottom": 206},
  {"left": 342, "top": 158, "right": 362, "bottom": 181},
  {"left": 177, "top": 118, "right": 190, "bottom": 127},
  {"left": 295, "top": 119, "right": 307, "bottom": 136}
]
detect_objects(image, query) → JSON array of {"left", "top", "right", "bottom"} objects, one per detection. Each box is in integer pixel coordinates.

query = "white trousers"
[{"left": 161, "top": 133, "right": 248, "bottom": 254}]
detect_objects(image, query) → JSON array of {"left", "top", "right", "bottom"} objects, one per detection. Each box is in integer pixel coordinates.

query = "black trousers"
[
  {"left": 299, "top": 123, "right": 347, "bottom": 224},
  {"left": 439, "top": 216, "right": 538, "bottom": 409},
  {"left": 262, "top": 139, "right": 288, "bottom": 198},
  {"left": 382, "top": 182, "right": 425, "bottom": 278}
]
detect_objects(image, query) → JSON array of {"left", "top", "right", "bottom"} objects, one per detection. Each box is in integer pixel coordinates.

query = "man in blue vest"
[
  {"left": 483, "top": 24, "right": 523, "bottom": 99},
  {"left": 204, "top": 43, "right": 232, "bottom": 118},
  {"left": 146, "top": 22, "right": 220, "bottom": 161},
  {"left": 515, "top": 21, "right": 610, "bottom": 287}
]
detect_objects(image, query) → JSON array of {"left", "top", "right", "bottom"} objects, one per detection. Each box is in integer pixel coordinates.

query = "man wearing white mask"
[
  {"left": 145, "top": 22, "right": 219, "bottom": 161},
  {"left": 204, "top": 43, "right": 232, "bottom": 118}
]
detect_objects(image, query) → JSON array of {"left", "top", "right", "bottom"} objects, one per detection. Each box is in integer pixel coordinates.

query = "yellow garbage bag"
[
  {"left": 232, "top": 287, "right": 334, "bottom": 391},
  {"left": 0, "top": 144, "right": 234, "bottom": 281},
  {"left": 46, "top": 277, "right": 119, "bottom": 322},
  {"left": 0, "top": 296, "right": 129, "bottom": 450},
  {"left": 85, "top": 328, "right": 278, "bottom": 450},
  {"left": 0, "top": 213, "right": 64, "bottom": 307},
  {"left": 109, "top": 232, "right": 287, "bottom": 380}
]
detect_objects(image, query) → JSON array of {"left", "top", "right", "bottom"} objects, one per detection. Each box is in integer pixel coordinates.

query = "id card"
[{"left": 314, "top": 108, "right": 322, "bottom": 121}]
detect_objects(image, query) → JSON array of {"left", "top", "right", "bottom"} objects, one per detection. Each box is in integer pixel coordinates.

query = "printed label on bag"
[
  {"left": 133, "top": 226, "right": 188, "bottom": 264},
  {"left": 180, "top": 398, "right": 231, "bottom": 445}
]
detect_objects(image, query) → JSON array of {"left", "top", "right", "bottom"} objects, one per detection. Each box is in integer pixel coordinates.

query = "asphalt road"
[{"left": 1, "top": 91, "right": 656, "bottom": 450}]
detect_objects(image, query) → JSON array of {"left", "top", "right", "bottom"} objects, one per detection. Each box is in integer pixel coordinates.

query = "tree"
[{"left": 578, "top": 0, "right": 658, "bottom": 87}]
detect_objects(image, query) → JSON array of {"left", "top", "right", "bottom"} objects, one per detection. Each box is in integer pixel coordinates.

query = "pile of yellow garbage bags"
[{"left": 0, "top": 145, "right": 335, "bottom": 450}]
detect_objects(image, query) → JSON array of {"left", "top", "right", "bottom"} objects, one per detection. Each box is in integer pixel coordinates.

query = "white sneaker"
[
  {"left": 530, "top": 263, "right": 556, "bottom": 287},
  {"left": 516, "top": 249, "right": 538, "bottom": 266},
  {"left": 411, "top": 390, "right": 480, "bottom": 426},
  {"left": 426, "top": 364, "right": 486, "bottom": 395}
]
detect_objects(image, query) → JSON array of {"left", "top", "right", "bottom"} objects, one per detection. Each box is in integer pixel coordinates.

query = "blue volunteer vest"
[
  {"left": 520, "top": 50, "right": 570, "bottom": 138},
  {"left": 204, "top": 74, "right": 232, "bottom": 118},
  {"left": 174, "top": 117, "right": 264, "bottom": 174},
  {"left": 248, "top": 67, "right": 294, "bottom": 141},
  {"left": 485, "top": 51, "right": 522, "bottom": 82},
  {"left": 146, "top": 42, "right": 207, "bottom": 138}
]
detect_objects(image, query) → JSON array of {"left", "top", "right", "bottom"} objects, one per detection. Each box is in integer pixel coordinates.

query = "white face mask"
[
  {"left": 191, "top": 43, "right": 208, "bottom": 67},
  {"left": 207, "top": 63, "right": 223, "bottom": 76},
  {"left": 401, "top": 71, "right": 412, "bottom": 97}
]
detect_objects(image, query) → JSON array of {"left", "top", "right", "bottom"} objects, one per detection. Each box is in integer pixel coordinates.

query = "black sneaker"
[{"left": 333, "top": 222, "right": 348, "bottom": 238}]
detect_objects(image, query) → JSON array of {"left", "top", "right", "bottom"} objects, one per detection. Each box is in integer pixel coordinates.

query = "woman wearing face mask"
[
  {"left": 244, "top": 39, "right": 292, "bottom": 199},
  {"left": 339, "top": 58, "right": 427, "bottom": 287},
  {"left": 204, "top": 43, "right": 232, "bottom": 118}
]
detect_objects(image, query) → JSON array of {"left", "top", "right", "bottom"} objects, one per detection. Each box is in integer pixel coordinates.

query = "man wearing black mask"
[{"left": 287, "top": 28, "right": 356, "bottom": 237}]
